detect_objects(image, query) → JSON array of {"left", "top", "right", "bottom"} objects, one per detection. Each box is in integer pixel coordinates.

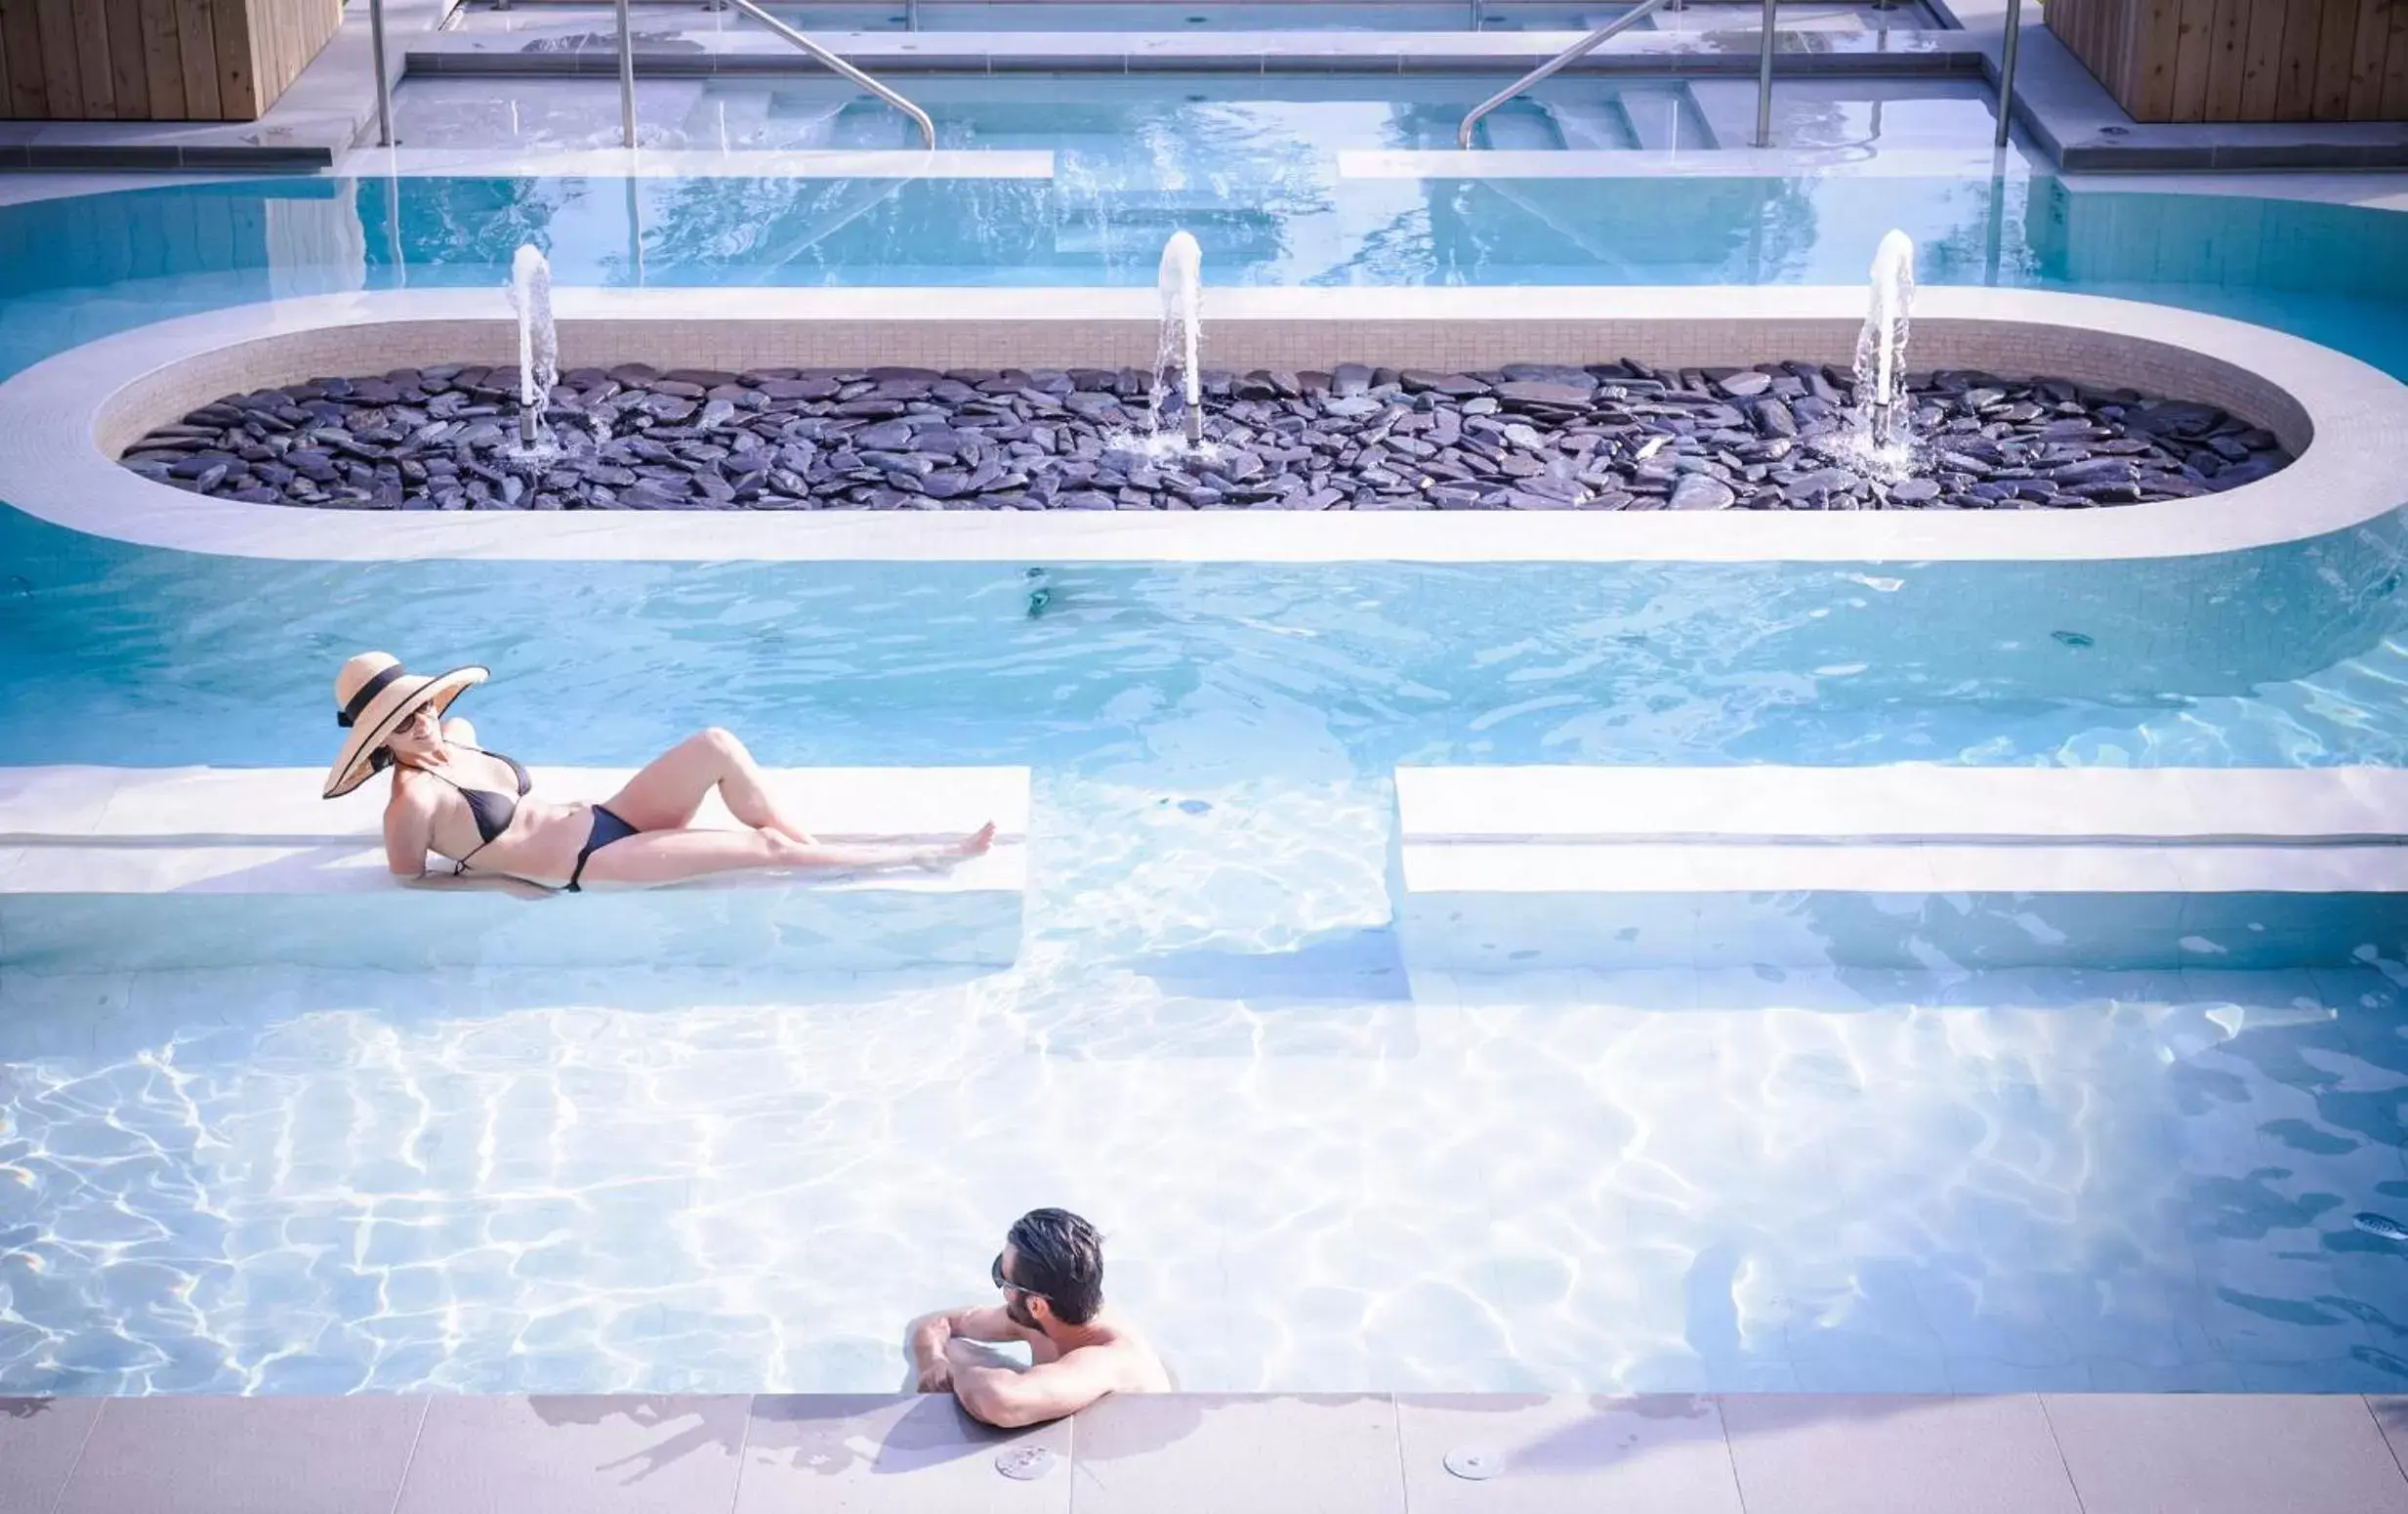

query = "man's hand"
[{"left": 906, "top": 1314, "right": 955, "bottom": 1393}]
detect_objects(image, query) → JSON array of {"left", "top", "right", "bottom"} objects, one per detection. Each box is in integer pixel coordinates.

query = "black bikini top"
[{"left": 422, "top": 746, "right": 530, "bottom": 870}]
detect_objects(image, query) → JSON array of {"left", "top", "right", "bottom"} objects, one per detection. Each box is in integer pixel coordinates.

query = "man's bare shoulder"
[{"left": 1062, "top": 1323, "right": 1172, "bottom": 1393}]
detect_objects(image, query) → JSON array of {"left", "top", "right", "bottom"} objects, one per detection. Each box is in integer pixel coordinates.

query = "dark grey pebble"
[{"left": 128, "top": 362, "right": 2291, "bottom": 515}]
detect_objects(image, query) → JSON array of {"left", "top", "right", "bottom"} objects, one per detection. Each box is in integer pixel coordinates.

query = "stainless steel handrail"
[
  {"left": 1457, "top": 0, "right": 1681, "bottom": 150},
  {"left": 1753, "top": 0, "right": 1775, "bottom": 147},
  {"left": 617, "top": 0, "right": 639, "bottom": 147},
  {"left": 1994, "top": 0, "right": 2023, "bottom": 148},
  {"left": 370, "top": 0, "right": 394, "bottom": 147},
  {"left": 723, "top": 0, "right": 937, "bottom": 149}
]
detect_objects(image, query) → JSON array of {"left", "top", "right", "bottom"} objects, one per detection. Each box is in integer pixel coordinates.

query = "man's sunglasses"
[{"left": 992, "top": 1252, "right": 1047, "bottom": 1300}]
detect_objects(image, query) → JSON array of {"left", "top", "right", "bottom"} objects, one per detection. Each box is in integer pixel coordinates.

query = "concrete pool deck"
[{"left": 7, "top": 1390, "right": 2408, "bottom": 1512}]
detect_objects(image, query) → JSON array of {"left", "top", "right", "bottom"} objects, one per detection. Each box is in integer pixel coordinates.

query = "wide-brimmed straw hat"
[{"left": 323, "top": 651, "right": 488, "bottom": 799}]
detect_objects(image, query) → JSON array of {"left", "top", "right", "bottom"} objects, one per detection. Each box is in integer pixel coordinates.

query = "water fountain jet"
[
  {"left": 1155, "top": 231, "right": 1204, "bottom": 447},
  {"left": 509, "top": 244, "right": 558, "bottom": 452},
  {"left": 1850, "top": 229, "right": 1917, "bottom": 465}
]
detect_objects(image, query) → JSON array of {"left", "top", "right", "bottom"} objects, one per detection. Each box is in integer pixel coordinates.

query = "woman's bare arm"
[
  {"left": 383, "top": 781, "right": 439, "bottom": 878},
  {"left": 383, "top": 778, "right": 552, "bottom": 899}
]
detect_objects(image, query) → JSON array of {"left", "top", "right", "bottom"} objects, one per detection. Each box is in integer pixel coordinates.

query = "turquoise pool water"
[
  {"left": 2, "top": 164, "right": 2407, "bottom": 1396},
  {"left": 479, "top": 0, "right": 1914, "bottom": 32}
]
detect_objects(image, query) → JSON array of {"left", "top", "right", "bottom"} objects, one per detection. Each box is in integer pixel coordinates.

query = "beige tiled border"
[
  {"left": 11, "top": 1393, "right": 2407, "bottom": 1514},
  {"left": 3, "top": 286, "right": 2401, "bottom": 563}
]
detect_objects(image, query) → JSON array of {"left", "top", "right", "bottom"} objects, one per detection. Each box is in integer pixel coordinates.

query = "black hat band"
[{"left": 337, "top": 663, "right": 407, "bottom": 730}]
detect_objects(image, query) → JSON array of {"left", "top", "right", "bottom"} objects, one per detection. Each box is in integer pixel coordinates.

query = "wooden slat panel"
[
  {"left": 2273, "top": 0, "right": 2326, "bottom": 117},
  {"left": 2310, "top": 0, "right": 2359, "bottom": 117},
  {"left": 0, "top": 5, "right": 10, "bottom": 122},
  {"left": 68, "top": 0, "right": 115, "bottom": 118},
  {"left": 2240, "top": 0, "right": 2292, "bottom": 115},
  {"left": 104, "top": 0, "right": 149, "bottom": 119},
  {"left": 139, "top": 0, "right": 185, "bottom": 118},
  {"left": 2098, "top": 0, "right": 2131, "bottom": 96},
  {"left": 2050, "top": 0, "right": 2089, "bottom": 79},
  {"left": 2135, "top": 0, "right": 2184, "bottom": 117},
  {"left": 0, "top": 1, "right": 46, "bottom": 119},
  {"left": 257, "top": 0, "right": 341, "bottom": 105},
  {"left": 2201, "top": 0, "right": 2252, "bottom": 119},
  {"left": 2095, "top": 0, "right": 2127, "bottom": 94},
  {"left": 2051, "top": 0, "right": 2082, "bottom": 71},
  {"left": 2346, "top": 0, "right": 2392, "bottom": 118},
  {"left": 173, "top": 0, "right": 219, "bottom": 119},
  {"left": 31, "top": 0, "right": 79, "bottom": 118},
  {"left": 209, "top": 0, "right": 256, "bottom": 120},
  {"left": 2169, "top": 0, "right": 2220, "bottom": 120},
  {"left": 2099, "top": 0, "right": 2136, "bottom": 97},
  {"left": 2380, "top": 0, "right": 2408, "bottom": 118},
  {"left": 252, "top": 0, "right": 279, "bottom": 104}
]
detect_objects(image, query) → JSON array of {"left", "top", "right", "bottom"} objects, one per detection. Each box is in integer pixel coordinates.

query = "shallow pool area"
[
  {"left": 10, "top": 949, "right": 2408, "bottom": 1396},
  {"left": 4, "top": 141, "right": 2408, "bottom": 1403}
]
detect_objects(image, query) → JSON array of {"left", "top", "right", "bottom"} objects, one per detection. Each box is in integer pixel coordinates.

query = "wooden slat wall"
[
  {"left": 0, "top": 0, "right": 338, "bottom": 121},
  {"left": 2050, "top": 0, "right": 2408, "bottom": 121}
]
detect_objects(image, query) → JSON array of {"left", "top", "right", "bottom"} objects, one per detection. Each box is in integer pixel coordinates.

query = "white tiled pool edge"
[
  {"left": 0, "top": 765, "right": 1029, "bottom": 972},
  {"left": 1395, "top": 765, "right": 2408, "bottom": 971},
  {"left": 4, "top": 285, "right": 2401, "bottom": 563}
]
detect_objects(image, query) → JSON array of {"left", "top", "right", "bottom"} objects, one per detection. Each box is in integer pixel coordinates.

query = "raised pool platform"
[
  {"left": 7, "top": 1391, "right": 2408, "bottom": 1513},
  {"left": 7, "top": 285, "right": 2400, "bottom": 563},
  {"left": 0, "top": 765, "right": 1027, "bottom": 973},
  {"left": 1395, "top": 766, "right": 2408, "bottom": 971}
]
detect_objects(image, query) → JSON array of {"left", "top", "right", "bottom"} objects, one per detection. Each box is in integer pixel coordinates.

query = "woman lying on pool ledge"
[{"left": 326, "top": 652, "right": 995, "bottom": 896}]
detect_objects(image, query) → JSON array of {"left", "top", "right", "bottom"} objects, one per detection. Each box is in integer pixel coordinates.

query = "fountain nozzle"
[
  {"left": 1848, "top": 229, "right": 1918, "bottom": 470},
  {"left": 1154, "top": 231, "right": 1205, "bottom": 452},
  {"left": 508, "top": 243, "right": 558, "bottom": 456}
]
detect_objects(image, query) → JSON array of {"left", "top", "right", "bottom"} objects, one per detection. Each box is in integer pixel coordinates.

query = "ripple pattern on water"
[{"left": 5, "top": 774, "right": 2406, "bottom": 1396}]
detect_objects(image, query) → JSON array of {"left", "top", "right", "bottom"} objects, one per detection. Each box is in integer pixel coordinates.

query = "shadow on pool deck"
[{"left": 12, "top": 1389, "right": 2408, "bottom": 1512}]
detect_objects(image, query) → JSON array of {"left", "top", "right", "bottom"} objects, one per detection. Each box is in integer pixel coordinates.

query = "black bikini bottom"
[{"left": 566, "top": 804, "right": 640, "bottom": 893}]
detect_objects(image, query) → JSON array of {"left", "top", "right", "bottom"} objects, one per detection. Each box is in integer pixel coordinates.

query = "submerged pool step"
[
  {"left": 0, "top": 765, "right": 1026, "bottom": 973},
  {"left": 1395, "top": 766, "right": 2408, "bottom": 971}
]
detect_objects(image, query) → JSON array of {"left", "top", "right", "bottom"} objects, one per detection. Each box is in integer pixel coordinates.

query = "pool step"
[
  {"left": 0, "top": 765, "right": 1026, "bottom": 973},
  {"left": 1395, "top": 766, "right": 2408, "bottom": 971}
]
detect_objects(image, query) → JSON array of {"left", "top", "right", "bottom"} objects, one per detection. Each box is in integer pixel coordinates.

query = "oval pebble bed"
[{"left": 119, "top": 359, "right": 2294, "bottom": 513}]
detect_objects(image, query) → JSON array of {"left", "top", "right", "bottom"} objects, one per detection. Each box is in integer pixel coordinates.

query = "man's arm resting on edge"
[
  {"left": 945, "top": 1341, "right": 1120, "bottom": 1429},
  {"left": 906, "top": 1306, "right": 1038, "bottom": 1390}
]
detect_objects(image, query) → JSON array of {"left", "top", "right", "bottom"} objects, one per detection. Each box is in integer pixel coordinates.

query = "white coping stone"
[
  {"left": 1394, "top": 766, "right": 2408, "bottom": 970},
  {"left": 333, "top": 148, "right": 1057, "bottom": 179},
  {"left": 1396, "top": 765, "right": 2408, "bottom": 847},
  {"left": 0, "top": 765, "right": 1027, "bottom": 972},
  {"left": 5, "top": 285, "right": 2399, "bottom": 565},
  {"left": 1338, "top": 147, "right": 2048, "bottom": 179}
]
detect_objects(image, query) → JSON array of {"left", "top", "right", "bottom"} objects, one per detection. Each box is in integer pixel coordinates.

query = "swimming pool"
[
  {"left": 392, "top": 72, "right": 1992, "bottom": 161},
  {"left": 454, "top": 0, "right": 1948, "bottom": 34},
  {"left": 2, "top": 160, "right": 2406, "bottom": 1396}
]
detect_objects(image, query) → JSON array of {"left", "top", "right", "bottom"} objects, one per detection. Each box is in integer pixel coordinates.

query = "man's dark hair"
[{"left": 1008, "top": 1208, "right": 1105, "bottom": 1325}]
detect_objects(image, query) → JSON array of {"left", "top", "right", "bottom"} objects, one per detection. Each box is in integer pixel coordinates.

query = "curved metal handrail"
[
  {"left": 722, "top": 0, "right": 938, "bottom": 150},
  {"left": 1456, "top": 0, "right": 1681, "bottom": 150}
]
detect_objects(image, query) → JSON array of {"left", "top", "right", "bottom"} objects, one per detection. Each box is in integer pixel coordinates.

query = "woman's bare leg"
[
  {"left": 572, "top": 823, "right": 1000, "bottom": 890},
  {"left": 601, "top": 728, "right": 816, "bottom": 842},
  {"left": 570, "top": 826, "right": 789, "bottom": 888}
]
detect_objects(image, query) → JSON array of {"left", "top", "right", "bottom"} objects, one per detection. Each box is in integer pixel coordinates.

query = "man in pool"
[{"left": 905, "top": 1208, "right": 1171, "bottom": 1427}]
